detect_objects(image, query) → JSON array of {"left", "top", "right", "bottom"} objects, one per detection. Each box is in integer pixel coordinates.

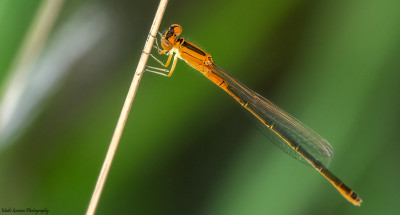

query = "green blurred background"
[{"left": 1, "top": 0, "right": 399, "bottom": 214}]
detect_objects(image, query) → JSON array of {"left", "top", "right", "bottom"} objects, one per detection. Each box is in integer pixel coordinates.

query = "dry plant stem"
[{"left": 86, "top": 0, "right": 169, "bottom": 214}]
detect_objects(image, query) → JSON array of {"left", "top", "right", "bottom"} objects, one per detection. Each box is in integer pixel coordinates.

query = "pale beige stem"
[{"left": 86, "top": 0, "right": 169, "bottom": 214}]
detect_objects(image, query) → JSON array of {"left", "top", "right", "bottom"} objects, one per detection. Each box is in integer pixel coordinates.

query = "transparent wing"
[{"left": 211, "top": 64, "right": 334, "bottom": 167}]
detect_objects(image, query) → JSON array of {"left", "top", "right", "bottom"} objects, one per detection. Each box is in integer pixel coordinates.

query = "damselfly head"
[
  {"left": 164, "top": 24, "right": 182, "bottom": 39},
  {"left": 161, "top": 24, "right": 182, "bottom": 50}
]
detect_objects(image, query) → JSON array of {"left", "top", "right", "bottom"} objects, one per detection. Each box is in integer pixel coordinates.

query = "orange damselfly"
[{"left": 145, "top": 24, "right": 362, "bottom": 206}]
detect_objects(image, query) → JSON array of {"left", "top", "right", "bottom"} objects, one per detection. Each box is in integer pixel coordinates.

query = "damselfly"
[{"left": 145, "top": 24, "right": 362, "bottom": 206}]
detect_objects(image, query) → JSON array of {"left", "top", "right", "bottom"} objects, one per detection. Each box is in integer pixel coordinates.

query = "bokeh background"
[{"left": 1, "top": 0, "right": 399, "bottom": 214}]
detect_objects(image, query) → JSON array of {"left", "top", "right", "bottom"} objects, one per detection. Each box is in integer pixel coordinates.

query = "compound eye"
[
  {"left": 170, "top": 24, "right": 182, "bottom": 36},
  {"left": 161, "top": 38, "right": 173, "bottom": 50}
]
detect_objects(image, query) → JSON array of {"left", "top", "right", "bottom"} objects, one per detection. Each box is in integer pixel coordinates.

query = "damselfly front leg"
[
  {"left": 145, "top": 26, "right": 183, "bottom": 77},
  {"left": 146, "top": 50, "right": 178, "bottom": 77},
  {"left": 145, "top": 31, "right": 170, "bottom": 76}
]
